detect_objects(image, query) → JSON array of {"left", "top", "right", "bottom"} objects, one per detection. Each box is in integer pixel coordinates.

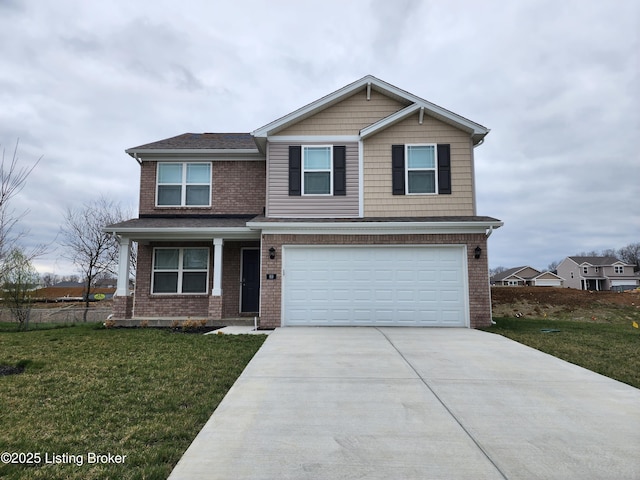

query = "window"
[
  {"left": 157, "top": 163, "right": 211, "bottom": 206},
  {"left": 302, "top": 146, "right": 332, "bottom": 195},
  {"left": 152, "top": 248, "right": 209, "bottom": 294},
  {"left": 614, "top": 266, "right": 624, "bottom": 274},
  {"left": 583, "top": 266, "right": 589, "bottom": 274},
  {"left": 406, "top": 145, "right": 437, "bottom": 194}
]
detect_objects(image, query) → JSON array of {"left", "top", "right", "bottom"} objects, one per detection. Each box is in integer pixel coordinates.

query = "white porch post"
[
  {"left": 212, "top": 238, "right": 223, "bottom": 296},
  {"left": 116, "top": 236, "right": 131, "bottom": 297}
]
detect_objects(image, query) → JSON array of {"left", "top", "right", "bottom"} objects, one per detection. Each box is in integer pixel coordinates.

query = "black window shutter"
[
  {"left": 333, "top": 146, "right": 346, "bottom": 196},
  {"left": 392, "top": 145, "right": 405, "bottom": 195},
  {"left": 437, "top": 144, "right": 451, "bottom": 195},
  {"left": 288, "top": 146, "right": 301, "bottom": 196}
]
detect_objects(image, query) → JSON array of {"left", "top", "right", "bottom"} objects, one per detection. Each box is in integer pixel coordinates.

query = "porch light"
[
  {"left": 474, "top": 246, "right": 482, "bottom": 259},
  {"left": 269, "top": 247, "right": 276, "bottom": 260}
]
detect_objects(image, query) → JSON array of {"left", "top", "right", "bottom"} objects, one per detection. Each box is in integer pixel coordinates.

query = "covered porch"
[{"left": 105, "top": 216, "right": 262, "bottom": 325}]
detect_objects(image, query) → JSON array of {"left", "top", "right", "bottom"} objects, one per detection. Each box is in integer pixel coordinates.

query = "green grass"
[
  {"left": 0, "top": 323, "right": 265, "bottom": 480},
  {"left": 484, "top": 317, "right": 640, "bottom": 389}
]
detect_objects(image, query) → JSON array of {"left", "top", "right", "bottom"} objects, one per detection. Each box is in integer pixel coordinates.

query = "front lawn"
[
  {"left": 0, "top": 323, "right": 265, "bottom": 480},
  {"left": 484, "top": 317, "right": 640, "bottom": 389}
]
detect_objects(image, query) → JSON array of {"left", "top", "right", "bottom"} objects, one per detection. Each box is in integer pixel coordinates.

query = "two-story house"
[
  {"left": 105, "top": 76, "right": 503, "bottom": 328},
  {"left": 557, "top": 256, "right": 639, "bottom": 291}
]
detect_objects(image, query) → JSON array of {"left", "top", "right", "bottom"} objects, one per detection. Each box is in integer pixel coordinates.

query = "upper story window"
[
  {"left": 157, "top": 162, "right": 211, "bottom": 207},
  {"left": 406, "top": 145, "right": 437, "bottom": 194},
  {"left": 614, "top": 265, "right": 624, "bottom": 274},
  {"left": 392, "top": 144, "right": 451, "bottom": 196},
  {"left": 152, "top": 247, "right": 209, "bottom": 294},
  {"left": 302, "top": 146, "right": 333, "bottom": 195},
  {"left": 582, "top": 266, "right": 589, "bottom": 274}
]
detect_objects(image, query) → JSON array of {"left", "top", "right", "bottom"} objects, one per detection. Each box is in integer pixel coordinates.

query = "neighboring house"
[
  {"left": 105, "top": 75, "right": 503, "bottom": 328},
  {"left": 557, "top": 256, "right": 640, "bottom": 291},
  {"left": 492, "top": 266, "right": 563, "bottom": 287}
]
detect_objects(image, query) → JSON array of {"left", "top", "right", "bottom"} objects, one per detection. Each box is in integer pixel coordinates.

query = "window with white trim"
[
  {"left": 302, "top": 146, "right": 332, "bottom": 195},
  {"left": 157, "top": 162, "right": 211, "bottom": 206},
  {"left": 614, "top": 265, "right": 624, "bottom": 274},
  {"left": 582, "top": 266, "right": 589, "bottom": 274},
  {"left": 406, "top": 144, "right": 437, "bottom": 194},
  {"left": 152, "top": 247, "right": 209, "bottom": 294}
]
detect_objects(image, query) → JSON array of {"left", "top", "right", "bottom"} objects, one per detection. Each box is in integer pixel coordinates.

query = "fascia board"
[
  {"left": 360, "top": 104, "right": 421, "bottom": 139},
  {"left": 361, "top": 102, "right": 489, "bottom": 141},
  {"left": 103, "top": 227, "right": 259, "bottom": 241},
  {"left": 126, "top": 149, "right": 262, "bottom": 157},
  {"left": 534, "top": 272, "right": 563, "bottom": 280},
  {"left": 251, "top": 76, "right": 375, "bottom": 138},
  {"left": 267, "top": 135, "right": 360, "bottom": 143},
  {"left": 247, "top": 220, "right": 504, "bottom": 236},
  {"left": 251, "top": 75, "right": 490, "bottom": 143}
]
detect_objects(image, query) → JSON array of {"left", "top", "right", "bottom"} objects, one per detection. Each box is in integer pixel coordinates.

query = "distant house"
[
  {"left": 557, "top": 256, "right": 640, "bottom": 291},
  {"left": 492, "top": 266, "right": 563, "bottom": 287}
]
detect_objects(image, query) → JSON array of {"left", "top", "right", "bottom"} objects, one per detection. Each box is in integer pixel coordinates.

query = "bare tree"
[
  {"left": 490, "top": 266, "right": 507, "bottom": 277},
  {"left": 547, "top": 260, "right": 560, "bottom": 272},
  {"left": 60, "top": 196, "right": 131, "bottom": 321},
  {"left": 0, "top": 140, "right": 44, "bottom": 277},
  {"left": 41, "top": 272, "right": 60, "bottom": 287},
  {"left": 3, "top": 248, "right": 40, "bottom": 331},
  {"left": 618, "top": 242, "right": 640, "bottom": 272}
]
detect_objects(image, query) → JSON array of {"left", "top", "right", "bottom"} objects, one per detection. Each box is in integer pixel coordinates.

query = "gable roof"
[
  {"left": 492, "top": 266, "right": 541, "bottom": 282},
  {"left": 568, "top": 256, "right": 625, "bottom": 266},
  {"left": 533, "top": 271, "right": 563, "bottom": 280},
  {"left": 126, "top": 133, "right": 260, "bottom": 159},
  {"left": 251, "top": 75, "right": 490, "bottom": 151}
]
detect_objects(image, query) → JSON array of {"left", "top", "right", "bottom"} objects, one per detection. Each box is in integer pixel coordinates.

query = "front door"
[{"left": 240, "top": 249, "right": 260, "bottom": 313}]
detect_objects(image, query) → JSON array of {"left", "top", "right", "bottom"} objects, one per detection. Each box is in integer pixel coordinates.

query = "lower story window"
[{"left": 152, "top": 247, "right": 209, "bottom": 294}]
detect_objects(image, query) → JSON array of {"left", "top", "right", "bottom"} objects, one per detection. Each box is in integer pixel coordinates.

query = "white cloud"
[{"left": 0, "top": 0, "right": 638, "bottom": 275}]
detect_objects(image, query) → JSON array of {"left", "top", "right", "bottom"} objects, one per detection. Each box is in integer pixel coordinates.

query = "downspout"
[{"left": 486, "top": 226, "right": 496, "bottom": 324}]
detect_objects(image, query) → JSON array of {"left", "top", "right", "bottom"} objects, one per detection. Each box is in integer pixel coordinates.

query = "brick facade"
[
  {"left": 139, "top": 160, "right": 265, "bottom": 216},
  {"left": 112, "top": 295, "right": 133, "bottom": 319},
  {"left": 117, "top": 240, "right": 260, "bottom": 321},
  {"left": 259, "top": 233, "right": 491, "bottom": 329}
]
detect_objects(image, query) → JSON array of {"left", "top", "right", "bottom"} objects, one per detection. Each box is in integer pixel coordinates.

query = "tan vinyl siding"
[
  {"left": 519, "top": 267, "right": 541, "bottom": 278},
  {"left": 267, "top": 142, "right": 359, "bottom": 218},
  {"left": 363, "top": 113, "right": 475, "bottom": 217},
  {"left": 276, "top": 89, "right": 408, "bottom": 136},
  {"left": 536, "top": 272, "right": 559, "bottom": 280}
]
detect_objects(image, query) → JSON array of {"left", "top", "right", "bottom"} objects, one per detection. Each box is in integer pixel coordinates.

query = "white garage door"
[{"left": 282, "top": 245, "right": 469, "bottom": 327}]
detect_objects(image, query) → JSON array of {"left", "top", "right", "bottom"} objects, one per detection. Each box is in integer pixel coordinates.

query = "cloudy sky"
[{"left": 1, "top": 0, "right": 638, "bottom": 276}]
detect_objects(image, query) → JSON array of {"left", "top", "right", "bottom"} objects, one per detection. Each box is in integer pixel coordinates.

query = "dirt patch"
[{"left": 491, "top": 287, "right": 640, "bottom": 322}]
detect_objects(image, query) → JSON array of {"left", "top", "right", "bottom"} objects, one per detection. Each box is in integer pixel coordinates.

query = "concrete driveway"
[{"left": 169, "top": 327, "right": 640, "bottom": 480}]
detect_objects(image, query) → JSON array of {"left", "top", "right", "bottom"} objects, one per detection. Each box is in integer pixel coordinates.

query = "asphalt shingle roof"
[
  {"left": 127, "top": 133, "right": 256, "bottom": 151},
  {"left": 569, "top": 256, "right": 622, "bottom": 266}
]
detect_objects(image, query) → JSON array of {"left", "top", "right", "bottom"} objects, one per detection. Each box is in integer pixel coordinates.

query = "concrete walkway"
[{"left": 169, "top": 327, "right": 640, "bottom": 479}]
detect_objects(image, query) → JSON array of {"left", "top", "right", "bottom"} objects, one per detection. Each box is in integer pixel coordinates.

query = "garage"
[{"left": 282, "top": 245, "right": 469, "bottom": 327}]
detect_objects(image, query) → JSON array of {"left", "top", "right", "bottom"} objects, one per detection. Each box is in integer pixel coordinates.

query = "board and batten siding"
[
  {"left": 267, "top": 142, "right": 359, "bottom": 218},
  {"left": 276, "top": 89, "right": 408, "bottom": 136},
  {"left": 363, "top": 113, "right": 476, "bottom": 217}
]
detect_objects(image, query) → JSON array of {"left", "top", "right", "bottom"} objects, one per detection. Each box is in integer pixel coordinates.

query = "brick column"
[{"left": 112, "top": 296, "right": 133, "bottom": 319}]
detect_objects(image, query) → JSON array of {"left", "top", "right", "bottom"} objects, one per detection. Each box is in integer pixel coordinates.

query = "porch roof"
[
  {"left": 246, "top": 215, "right": 503, "bottom": 235},
  {"left": 104, "top": 215, "right": 260, "bottom": 241}
]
